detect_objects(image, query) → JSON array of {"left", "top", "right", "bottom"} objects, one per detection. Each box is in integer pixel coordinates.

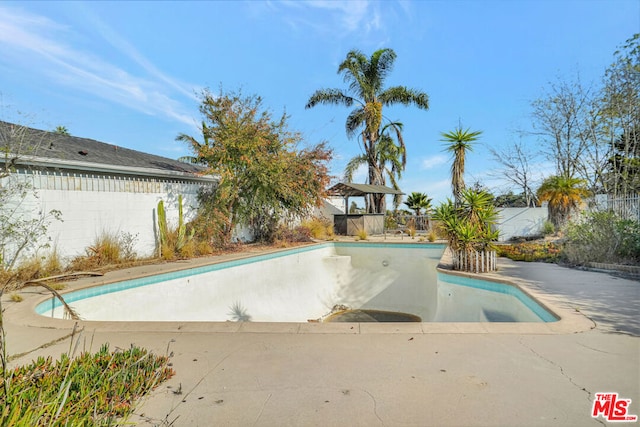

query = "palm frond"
[
  {"left": 305, "top": 89, "right": 355, "bottom": 109},
  {"left": 368, "top": 48, "right": 396, "bottom": 94},
  {"left": 379, "top": 86, "right": 430, "bottom": 110},
  {"left": 338, "top": 50, "right": 369, "bottom": 98},
  {"left": 345, "top": 107, "right": 366, "bottom": 139},
  {"left": 343, "top": 154, "right": 367, "bottom": 182}
]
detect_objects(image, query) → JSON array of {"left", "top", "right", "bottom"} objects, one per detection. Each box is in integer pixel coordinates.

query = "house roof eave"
[{"left": 2, "top": 153, "right": 218, "bottom": 183}]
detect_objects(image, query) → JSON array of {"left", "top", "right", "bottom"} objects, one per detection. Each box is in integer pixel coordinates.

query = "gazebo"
[{"left": 326, "top": 183, "right": 404, "bottom": 236}]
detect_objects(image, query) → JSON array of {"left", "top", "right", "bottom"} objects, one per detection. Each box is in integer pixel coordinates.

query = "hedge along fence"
[{"left": 451, "top": 249, "right": 497, "bottom": 273}]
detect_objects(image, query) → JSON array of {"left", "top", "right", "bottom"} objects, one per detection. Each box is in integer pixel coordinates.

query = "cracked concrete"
[
  {"left": 518, "top": 337, "right": 594, "bottom": 403},
  {"left": 2, "top": 242, "right": 638, "bottom": 426}
]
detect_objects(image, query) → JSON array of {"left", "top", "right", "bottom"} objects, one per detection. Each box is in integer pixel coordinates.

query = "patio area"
[{"left": 3, "top": 238, "right": 638, "bottom": 426}]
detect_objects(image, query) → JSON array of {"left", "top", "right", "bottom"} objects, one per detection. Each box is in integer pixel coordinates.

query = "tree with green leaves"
[
  {"left": 177, "top": 88, "right": 332, "bottom": 244},
  {"left": 306, "top": 48, "right": 429, "bottom": 213},
  {"left": 536, "top": 175, "right": 591, "bottom": 230},
  {"left": 441, "top": 125, "right": 482, "bottom": 205}
]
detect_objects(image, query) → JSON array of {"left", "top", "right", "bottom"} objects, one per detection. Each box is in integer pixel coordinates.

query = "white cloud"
[
  {"left": 0, "top": 5, "right": 197, "bottom": 127},
  {"left": 273, "top": 0, "right": 392, "bottom": 37},
  {"left": 83, "top": 10, "right": 200, "bottom": 102},
  {"left": 421, "top": 154, "right": 448, "bottom": 170},
  {"left": 305, "top": 1, "right": 370, "bottom": 32}
]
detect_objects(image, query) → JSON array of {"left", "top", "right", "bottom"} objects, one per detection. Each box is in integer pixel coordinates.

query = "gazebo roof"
[{"left": 327, "top": 182, "right": 404, "bottom": 197}]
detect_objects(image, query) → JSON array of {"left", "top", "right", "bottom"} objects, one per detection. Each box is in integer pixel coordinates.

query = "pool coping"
[{"left": 5, "top": 241, "right": 596, "bottom": 335}]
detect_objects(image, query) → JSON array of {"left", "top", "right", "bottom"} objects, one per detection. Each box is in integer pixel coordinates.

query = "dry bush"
[
  {"left": 2, "top": 249, "right": 65, "bottom": 286},
  {"left": 179, "top": 240, "right": 197, "bottom": 258},
  {"left": 87, "top": 233, "right": 121, "bottom": 265},
  {"left": 301, "top": 217, "right": 335, "bottom": 240},
  {"left": 68, "top": 232, "right": 125, "bottom": 270},
  {"left": 355, "top": 228, "right": 368, "bottom": 241},
  {"left": 271, "top": 225, "right": 313, "bottom": 247},
  {"left": 429, "top": 220, "right": 446, "bottom": 239},
  {"left": 406, "top": 218, "right": 417, "bottom": 239},
  {"left": 196, "top": 241, "right": 214, "bottom": 255}
]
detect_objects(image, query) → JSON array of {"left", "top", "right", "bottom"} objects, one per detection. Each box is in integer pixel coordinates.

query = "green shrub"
[
  {"left": 616, "top": 218, "right": 640, "bottom": 261},
  {"left": 563, "top": 211, "right": 640, "bottom": 265},
  {"left": 541, "top": 220, "right": 555, "bottom": 236}
]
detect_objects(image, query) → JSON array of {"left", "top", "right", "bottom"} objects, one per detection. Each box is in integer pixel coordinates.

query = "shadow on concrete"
[{"left": 499, "top": 259, "right": 640, "bottom": 336}]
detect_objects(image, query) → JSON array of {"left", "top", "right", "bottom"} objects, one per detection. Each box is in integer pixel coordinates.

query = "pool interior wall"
[{"left": 37, "top": 243, "right": 556, "bottom": 323}]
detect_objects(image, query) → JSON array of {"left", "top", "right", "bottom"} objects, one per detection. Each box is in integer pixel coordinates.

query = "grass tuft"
[{"left": 355, "top": 228, "right": 368, "bottom": 241}]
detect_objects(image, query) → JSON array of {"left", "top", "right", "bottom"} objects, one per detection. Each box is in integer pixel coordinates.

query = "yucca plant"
[{"left": 433, "top": 189, "right": 499, "bottom": 272}]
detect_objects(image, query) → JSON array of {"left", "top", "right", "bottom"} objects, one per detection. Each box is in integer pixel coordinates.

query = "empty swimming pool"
[{"left": 36, "top": 243, "right": 557, "bottom": 323}]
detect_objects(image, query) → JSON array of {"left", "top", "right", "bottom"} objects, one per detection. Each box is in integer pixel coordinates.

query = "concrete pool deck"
[{"left": 2, "top": 237, "right": 639, "bottom": 426}]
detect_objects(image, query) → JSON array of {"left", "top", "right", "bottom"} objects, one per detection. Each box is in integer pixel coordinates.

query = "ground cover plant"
[
  {"left": 0, "top": 343, "right": 175, "bottom": 426},
  {"left": 496, "top": 241, "right": 562, "bottom": 263},
  {"left": 1, "top": 266, "right": 174, "bottom": 426}
]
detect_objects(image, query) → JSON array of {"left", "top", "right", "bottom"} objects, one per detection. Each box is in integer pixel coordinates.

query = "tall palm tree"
[
  {"left": 344, "top": 122, "right": 406, "bottom": 210},
  {"left": 441, "top": 126, "right": 482, "bottom": 206},
  {"left": 306, "top": 48, "right": 429, "bottom": 213},
  {"left": 537, "top": 175, "right": 591, "bottom": 230}
]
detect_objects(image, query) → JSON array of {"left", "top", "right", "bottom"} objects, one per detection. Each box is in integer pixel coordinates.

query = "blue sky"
[{"left": 0, "top": 1, "right": 638, "bottom": 205}]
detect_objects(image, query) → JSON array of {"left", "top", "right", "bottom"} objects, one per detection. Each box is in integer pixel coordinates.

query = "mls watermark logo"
[{"left": 591, "top": 392, "right": 638, "bottom": 422}]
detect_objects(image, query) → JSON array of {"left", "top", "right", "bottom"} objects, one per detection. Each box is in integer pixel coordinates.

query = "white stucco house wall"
[{"left": 0, "top": 120, "right": 217, "bottom": 265}]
